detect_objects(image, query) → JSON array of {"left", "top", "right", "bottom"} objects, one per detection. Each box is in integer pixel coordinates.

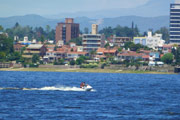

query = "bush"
[
  {"left": 29, "top": 64, "right": 39, "bottom": 68},
  {"left": 101, "top": 63, "right": 106, "bottom": 69},
  {"left": 70, "top": 60, "right": 76, "bottom": 65},
  {"left": 24, "top": 63, "right": 39, "bottom": 68}
]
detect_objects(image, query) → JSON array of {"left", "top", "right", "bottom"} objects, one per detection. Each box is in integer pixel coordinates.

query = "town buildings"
[
  {"left": 55, "top": 18, "right": 79, "bottom": 45},
  {"left": 170, "top": 0, "right": 180, "bottom": 44}
]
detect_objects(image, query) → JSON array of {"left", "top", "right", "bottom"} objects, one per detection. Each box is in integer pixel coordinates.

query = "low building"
[
  {"left": 67, "top": 52, "right": 89, "bottom": 60},
  {"left": 162, "top": 44, "right": 173, "bottom": 54},
  {"left": 149, "top": 52, "right": 160, "bottom": 61},
  {"left": 13, "top": 43, "right": 25, "bottom": 52},
  {"left": 22, "top": 44, "right": 47, "bottom": 59},
  {"left": 43, "top": 51, "right": 66, "bottom": 63},
  {"left": 0, "top": 62, "right": 13, "bottom": 68},
  {"left": 117, "top": 51, "right": 143, "bottom": 61},
  {"left": 134, "top": 37, "right": 147, "bottom": 46}
]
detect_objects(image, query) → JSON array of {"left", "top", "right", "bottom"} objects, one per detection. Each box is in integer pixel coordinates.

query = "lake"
[{"left": 0, "top": 71, "right": 180, "bottom": 120}]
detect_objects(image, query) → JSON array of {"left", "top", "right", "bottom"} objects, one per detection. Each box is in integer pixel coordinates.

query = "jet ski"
[{"left": 80, "top": 83, "right": 93, "bottom": 91}]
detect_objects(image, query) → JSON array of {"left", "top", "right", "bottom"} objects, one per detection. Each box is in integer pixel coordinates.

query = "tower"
[
  {"left": 169, "top": 0, "right": 180, "bottom": 44},
  {"left": 92, "top": 24, "right": 98, "bottom": 35}
]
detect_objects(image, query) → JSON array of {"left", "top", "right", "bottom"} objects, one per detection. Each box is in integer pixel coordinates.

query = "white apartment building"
[
  {"left": 146, "top": 31, "right": 165, "bottom": 50},
  {"left": 134, "top": 31, "right": 165, "bottom": 50}
]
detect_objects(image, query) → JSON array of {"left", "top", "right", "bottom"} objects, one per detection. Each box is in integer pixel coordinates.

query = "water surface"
[{"left": 0, "top": 71, "right": 180, "bottom": 120}]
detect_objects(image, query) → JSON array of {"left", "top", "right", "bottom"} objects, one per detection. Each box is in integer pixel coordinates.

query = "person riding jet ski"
[
  {"left": 80, "top": 82, "right": 93, "bottom": 91},
  {"left": 80, "top": 82, "right": 85, "bottom": 88}
]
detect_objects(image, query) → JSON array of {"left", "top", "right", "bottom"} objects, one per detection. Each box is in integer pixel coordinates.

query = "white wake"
[{"left": 0, "top": 85, "right": 96, "bottom": 92}]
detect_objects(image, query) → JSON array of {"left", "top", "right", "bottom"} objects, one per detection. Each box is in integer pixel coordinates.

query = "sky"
[{"left": 0, "top": 0, "right": 175, "bottom": 17}]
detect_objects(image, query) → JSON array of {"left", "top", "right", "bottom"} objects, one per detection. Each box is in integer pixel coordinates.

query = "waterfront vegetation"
[{"left": 0, "top": 67, "right": 175, "bottom": 74}]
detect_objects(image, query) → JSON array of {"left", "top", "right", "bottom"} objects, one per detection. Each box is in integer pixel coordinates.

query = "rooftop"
[{"left": 27, "top": 44, "right": 43, "bottom": 49}]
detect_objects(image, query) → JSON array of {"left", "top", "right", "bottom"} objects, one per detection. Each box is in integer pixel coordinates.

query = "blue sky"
[{"left": 0, "top": 0, "right": 175, "bottom": 17}]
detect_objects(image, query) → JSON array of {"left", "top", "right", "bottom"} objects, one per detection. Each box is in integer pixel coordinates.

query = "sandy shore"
[{"left": 0, "top": 68, "right": 175, "bottom": 74}]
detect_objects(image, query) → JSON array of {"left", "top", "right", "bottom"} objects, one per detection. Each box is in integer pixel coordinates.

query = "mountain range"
[{"left": 0, "top": 14, "right": 169, "bottom": 33}]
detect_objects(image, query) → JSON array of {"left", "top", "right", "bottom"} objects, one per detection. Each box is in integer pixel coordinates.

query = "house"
[
  {"left": 22, "top": 44, "right": 47, "bottom": 59},
  {"left": 103, "top": 49, "right": 118, "bottom": 56},
  {"left": 149, "top": 52, "right": 160, "bottom": 61},
  {"left": 162, "top": 44, "right": 172, "bottom": 54},
  {"left": 45, "top": 44, "right": 56, "bottom": 52},
  {"left": 67, "top": 52, "right": 89, "bottom": 60},
  {"left": 13, "top": 43, "right": 26, "bottom": 53},
  {"left": 43, "top": 51, "right": 66, "bottom": 63},
  {"left": 142, "top": 55, "right": 150, "bottom": 61},
  {"left": 116, "top": 51, "right": 143, "bottom": 61}
]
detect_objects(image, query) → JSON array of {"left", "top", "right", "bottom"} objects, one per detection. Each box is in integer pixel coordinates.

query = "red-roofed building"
[
  {"left": 117, "top": 51, "right": 144, "bottom": 61},
  {"left": 96, "top": 48, "right": 118, "bottom": 56},
  {"left": 104, "top": 49, "right": 118, "bottom": 56},
  {"left": 162, "top": 44, "right": 173, "bottom": 54},
  {"left": 13, "top": 43, "right": 26, "bottom": 52},
  {"left": 142, "top": 55, "right": 150, "bottom": 61}
]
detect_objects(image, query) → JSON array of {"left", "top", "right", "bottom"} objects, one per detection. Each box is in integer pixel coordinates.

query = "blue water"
[{"left": 0, "top": 71, "right": 180, "bottom": 120}]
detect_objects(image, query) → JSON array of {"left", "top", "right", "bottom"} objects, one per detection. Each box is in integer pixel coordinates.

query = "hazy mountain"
[{"left": 0, "top": 14, "right": 169, "bottom": 33}]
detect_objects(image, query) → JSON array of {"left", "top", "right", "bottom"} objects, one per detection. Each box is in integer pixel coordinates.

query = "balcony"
[
  {"left": 22, "top": 55, "right": 33, "bottom": 58},
  {"left": 83, "top": 42, "right": 101, "bottom": 44},
  {"left": 23, "top": 51, "right": 40, "bottom": 54}
]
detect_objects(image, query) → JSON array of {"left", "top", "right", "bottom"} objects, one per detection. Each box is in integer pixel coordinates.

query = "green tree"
[
  {"left": 46, "top": 25, "right": 50, "bottom": 33},
  {"left": 90, "top": 50, "right": 96, "bottom": 59},
  {"left": 161, "top": 53, "right": 173, "bottom": 64},
  {"left": 99, "top": 26, "right": 114, "bottom": 38},
  {"left": 0, "top": 25, "right": 3, "bottom": 31},
  {"left": 84, "top": 27, "right": 89, "bottom": 34},
  {"left": 68, "top": 37, "right": 82, "bottom": 46},
  {"left": 58, "top": 59, "right": 65, "bottom": 65},
  {"left": 0, "top": 34, "right": 14, "bottom": 54},
  {"left": 172, "top": 47, "right": 180, "bottom": 65},
  {"left": 155, "top": 27, "right": 169, "bottom": 43},
  {"left": 118, "top": 48, "right": 122, "bottom": 52},
  {"left": 40, "top": 35, "right": 45, "bottom": 43},
  {"left": 76, "top": 56, "right": 86, "bottom": 65},
  {"left": 0, "top": 52, "right": 6, "bottom": 62},
  {"left": 7, "top": 52, "right": 21, "bottom": 61},
  {"left": 32, "top": 54, "right": 40, "bottom": 63},
  {"left": 70, "top": 60, "right": 76, "bottom": 65}
]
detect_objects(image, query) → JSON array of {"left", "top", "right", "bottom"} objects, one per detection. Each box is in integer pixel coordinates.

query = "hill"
[{"left": 0, "top": 14, "right": 169, "bottom": 32}]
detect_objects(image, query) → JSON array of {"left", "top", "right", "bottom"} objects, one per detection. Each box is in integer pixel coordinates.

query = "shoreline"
[{"left": 0, "top": 68, "right": 176, "bottom": 74}]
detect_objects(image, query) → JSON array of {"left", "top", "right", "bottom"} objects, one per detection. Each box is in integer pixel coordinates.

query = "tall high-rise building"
[
  {"left": 55, "top": 18, "right": 79, "bottom": 45},
  {"left": 82, "top": 24, "right": 105, "bottom": 52},
  {"left": 170, "top": 0, "right": 180, "bottom": 44}
]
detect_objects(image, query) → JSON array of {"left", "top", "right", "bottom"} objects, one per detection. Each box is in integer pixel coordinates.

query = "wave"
[{"left": 0, "top": 85, "right": 96, "bottom": 92}]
